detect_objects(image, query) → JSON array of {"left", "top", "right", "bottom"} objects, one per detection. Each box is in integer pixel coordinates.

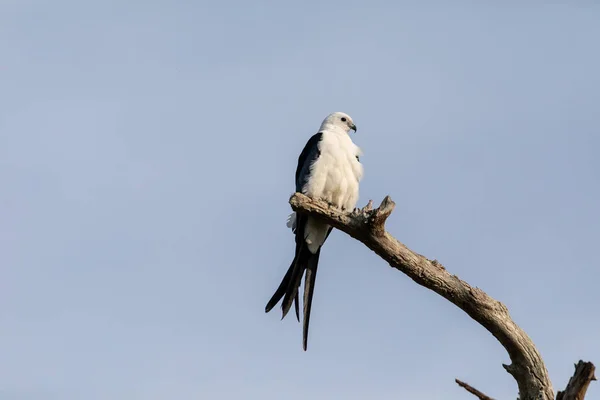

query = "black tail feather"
[
  {"left": 265, "top": 256, "right": 296, "bottom": 314},
  {"left": 265, "top": 221, "right": 305, "bottom": 316},
  {"left": 302, "top": 248, "right": 320, "bottom": 351},
  {"left": 280, "top": 243, "right": 310, "bottom": 319},
  {"left": 264, "top": 248, "right": 303, "bottom": 323},
  {"left": 294, "top": 293, "right": 300, "bottom": 321}
]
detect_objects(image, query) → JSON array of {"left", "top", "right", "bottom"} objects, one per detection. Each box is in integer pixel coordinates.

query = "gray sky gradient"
[{"left": 1, "top": 2, "right": 599, "bottom": 399}]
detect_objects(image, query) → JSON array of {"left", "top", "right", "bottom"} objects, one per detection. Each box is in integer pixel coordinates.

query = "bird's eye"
[{"left": 341, "top": 117, "right": 347, "bottom": 122}]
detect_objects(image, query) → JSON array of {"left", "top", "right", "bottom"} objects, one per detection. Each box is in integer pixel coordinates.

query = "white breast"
[{"left": 303, "top": 130, "right": 363, "bottom": 211}]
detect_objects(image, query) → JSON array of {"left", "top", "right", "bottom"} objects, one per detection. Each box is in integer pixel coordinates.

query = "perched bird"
[{"left": 265, "top": 111, "right": 363, "bottom": 350}]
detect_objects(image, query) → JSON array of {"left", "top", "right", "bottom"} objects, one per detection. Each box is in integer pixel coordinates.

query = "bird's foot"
[{"left": 325, "top": 200, "right": 337, "bottom": 209}]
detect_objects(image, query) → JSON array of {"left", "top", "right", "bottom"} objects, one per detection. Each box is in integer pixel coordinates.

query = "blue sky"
[{"left": 1, "top": 2, "right": 599, "bottom": 399}]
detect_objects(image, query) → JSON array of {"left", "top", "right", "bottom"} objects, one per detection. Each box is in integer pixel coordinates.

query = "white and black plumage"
[{"left": 265, "top": 112, "right": 363, "bottom": 350}]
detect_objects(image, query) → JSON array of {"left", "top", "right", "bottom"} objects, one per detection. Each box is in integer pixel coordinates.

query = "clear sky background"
[{"left": 1, "top": 2, "right": 599, "bottom": 399}]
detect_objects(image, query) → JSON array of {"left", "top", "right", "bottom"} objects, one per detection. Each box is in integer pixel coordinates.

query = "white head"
[{"left": 319, "top": 112, "right": 357, "bottom": 134}]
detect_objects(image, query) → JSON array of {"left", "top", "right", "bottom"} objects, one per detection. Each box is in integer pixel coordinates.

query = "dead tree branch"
[
  {"left": 289, "top": 193, "right": 595, "bottom": 400},
  {"left": 556, "top": 361, "right": 596, "bottom": 400},
  {"left": 455, "top": 379, "right": 496, "bottom": 400}
]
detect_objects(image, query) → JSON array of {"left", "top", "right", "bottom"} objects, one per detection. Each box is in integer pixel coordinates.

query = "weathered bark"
[
  {"left": 556, "top": 361, "right": 596, "bottom": 400},
  {"left": 289, "top": 193, "right": 595, "bottom": 400}
]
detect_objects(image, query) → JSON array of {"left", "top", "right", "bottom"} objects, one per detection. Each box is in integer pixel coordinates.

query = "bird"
[{"left": 265, "top": 111, "right": 363, "bottom": 351}]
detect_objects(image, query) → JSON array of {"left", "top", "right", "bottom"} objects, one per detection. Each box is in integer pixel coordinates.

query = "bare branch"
[
  {"left": 290, "top": 193, "right": 556, "bottom": 400},
  {"left": 556, "top": 361, "right": 596, "bottom": 400},
  {"left": 455, "top": 379, "right": 495, "bottom": 400}
]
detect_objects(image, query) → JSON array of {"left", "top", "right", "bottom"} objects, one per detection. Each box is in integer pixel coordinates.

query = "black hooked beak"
[{"left": 350, "top": 124, "right": 357, "bottom": 132}]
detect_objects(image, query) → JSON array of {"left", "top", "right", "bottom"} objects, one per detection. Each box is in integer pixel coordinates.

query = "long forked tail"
[
  {"left": 265, "top": 242, "right": 321, "bottom": 350},
  {"left": 265, "top": 216, "right": 331, "bottom": 350}
]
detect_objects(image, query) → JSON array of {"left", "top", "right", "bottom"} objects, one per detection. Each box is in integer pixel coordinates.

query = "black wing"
[{"left": 295, "top": 132, "right": 322, "bottom": 193}]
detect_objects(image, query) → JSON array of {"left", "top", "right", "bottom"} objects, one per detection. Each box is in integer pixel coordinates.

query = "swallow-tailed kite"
[{"left": 265, "top": 112, "right": 363, "bottom": 350}]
